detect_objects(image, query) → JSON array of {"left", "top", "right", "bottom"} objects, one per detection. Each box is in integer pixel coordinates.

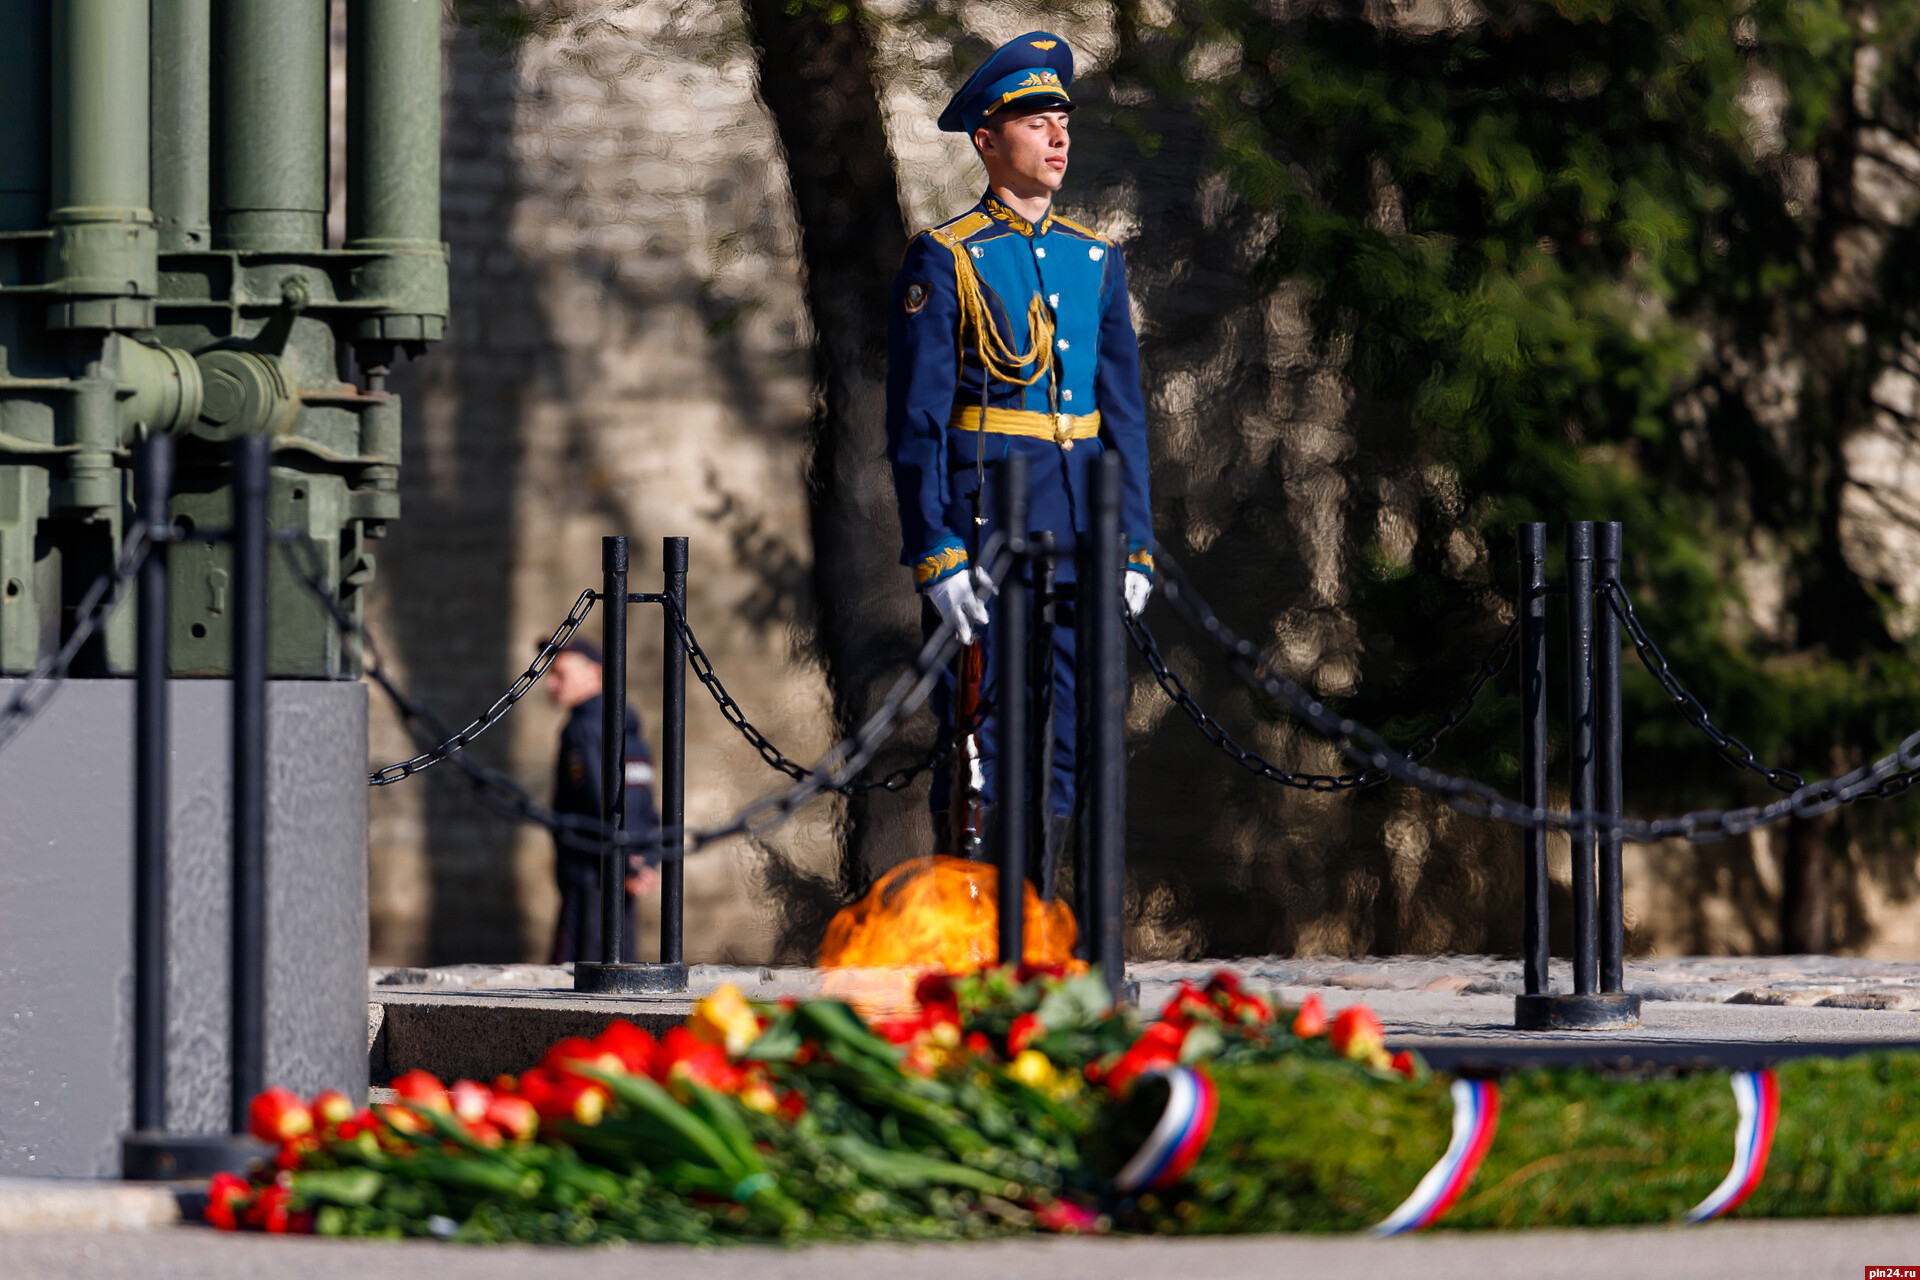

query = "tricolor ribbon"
[
  {"left": 1113, "top": 1066, "right": 1218, "bottom": 1193},
  {"left": 1685, "top": 1068, "right": 1779, "bottom": 1223},
  {"left": 1371, "top": 1078, "right": 1501, "bottom": 1236}
]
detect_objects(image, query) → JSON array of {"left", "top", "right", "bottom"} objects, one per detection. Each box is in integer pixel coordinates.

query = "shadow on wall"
[
  {"left": 374, "top": 9, "right": 829, "bottom": 965},
  {"left": 380, "top": 27, "right": 543, "bottom": 963},
  {"left": 1034, "top": 17, "right": 1527, "bottom": 960}
]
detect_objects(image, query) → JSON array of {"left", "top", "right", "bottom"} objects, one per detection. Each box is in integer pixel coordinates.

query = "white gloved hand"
[
  {"left": 1124, "top": 569, "right": 1153, "bottom": 618},
  {"left": 926, "top": 566, "right": 992, "bottom": 645}
]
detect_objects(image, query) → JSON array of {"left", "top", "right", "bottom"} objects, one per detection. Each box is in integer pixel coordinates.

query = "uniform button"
[
  {"left": 1062, "top": 390, "right": 1074, "bottom": 402},
  {"left": 1049, "top": 293, "right": 1059, "bottom": 306},
  {"left": 1057, "top": 339, "right": 1069, "bottom": 350},
  {"left": 971, "top": 246, "right": 984, "bottom": 259},
  {"left": 1035, "top": 247, "right": 1047, "bottom": 258}
]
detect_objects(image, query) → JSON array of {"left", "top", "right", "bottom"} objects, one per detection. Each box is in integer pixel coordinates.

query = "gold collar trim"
[{"left": 984, "top": 193, "right": 1053, "bottom": 238}]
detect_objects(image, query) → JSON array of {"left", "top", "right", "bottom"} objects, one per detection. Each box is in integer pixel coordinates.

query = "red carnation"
[
  {"left": 1007, "top": 1012, "right": 1046, "bottom": 1056},
  {"left": 1329, "top": 1004, "right": 1388, "bottom": 1066},
  {"left": 655, "top": 1026, "right": 744, "bottom": 1093},
  {"left": 1292, "top": 993, "right": 1328, "bottom": 1039},
  {"left": 485, "top": 1093, "right": 539, "bottom": 1142},
  {"left": 390, "top": 1069, "right": 451, "bottom": 1114},
  {"left": 204, "top": 1171, "right": 252, "bottom": 1231},
  {"left": 594, "top": 1020, "right": 657, "bottom": 1075},
  {"left": 246, "top": 1087, "right": 313, "bottom": 1145},
  {"left": 449, "top": 1078, "right": 493, "bottom": 1126},
  {"left": 1105, "top": 1020, "right": 1187, "bottom": 1097},
  {"left": 1160, "top": 982, "right": 1211, "bottom": 1028}
]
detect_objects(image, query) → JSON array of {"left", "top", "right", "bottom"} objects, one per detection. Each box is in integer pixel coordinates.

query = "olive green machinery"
[{"left": 0, "top": 0, "right": 444, "bottom": 676}]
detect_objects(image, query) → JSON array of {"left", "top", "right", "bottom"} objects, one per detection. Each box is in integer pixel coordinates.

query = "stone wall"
[
  {"left": 370, "top": 3, "right": 838, "bottom": 965},
  {"left": 364, "top": 0, "right": 1920, "bottom": 965}
]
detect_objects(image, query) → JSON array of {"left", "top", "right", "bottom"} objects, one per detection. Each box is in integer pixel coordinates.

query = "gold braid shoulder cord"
[
  {"left": 935, "top": 235, "right": 1057, "bottom": 392},
  {"left": 930, "top": 230, "right": 1061, "bottom": 532}
]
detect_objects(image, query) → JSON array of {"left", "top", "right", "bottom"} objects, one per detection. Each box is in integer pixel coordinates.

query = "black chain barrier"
[
  {"left": 368, "top": 589, "right": 598, "bottom": 786},
  {"left": 1127, "top": 612, "right": 1518, "bottom": 792},
  {"left": 285, "top": 531, "right": 1013, "bottom": 857},
  {"left": 1603, "top": 580, "right": 1807, "bottom": 793},
  {"left": 1152, "top": 545, "right": 1920, "bottom": 843},
  {"left": 663, "top": 597, "right": 985, "bottom": 796},
  {"left": 0, "top": 528, "right": 149, "bottom": 758}
]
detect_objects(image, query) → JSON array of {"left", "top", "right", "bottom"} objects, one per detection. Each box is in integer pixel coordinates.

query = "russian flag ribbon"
[
  {"left": 1686, "top": 1069, "right": 1779, "bottom": 1223},
  {"left": 1112, "top": 1066, "right": 1218, "bottom": 1193},
  {"left": 1372, "top": 1078, "right": 1501, "bottom": 1236}
]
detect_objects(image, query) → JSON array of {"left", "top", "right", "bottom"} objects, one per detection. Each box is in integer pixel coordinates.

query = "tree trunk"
[
  {"left": 742, "top": 0, "right": 930, "bottom": 904},
  {"left": 1779, "top": 810, "right": 1836, "bottom": 953}
]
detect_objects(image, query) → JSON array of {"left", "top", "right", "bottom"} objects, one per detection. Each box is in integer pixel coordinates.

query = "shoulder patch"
[
  {"left": 903, "top": 281, "right": 931, "bottom": 315},
  {"left": 928, "top": 211, "right": 994, "bottom": 246}
]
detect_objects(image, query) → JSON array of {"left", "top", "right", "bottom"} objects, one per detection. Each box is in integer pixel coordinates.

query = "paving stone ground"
[
  {"left": 372, "top": 953, "right": 1920, "bottom": 1010},
  {"left": 6, "top": 1217, "right": 1920, "bottom": 1279}
]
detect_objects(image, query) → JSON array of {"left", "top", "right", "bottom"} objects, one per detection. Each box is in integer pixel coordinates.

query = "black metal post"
[
  {"left": 1565, "top": 522, "right": 1598, "bottom": 996},
  {"left": 661, "top": 535, "right": 687, "bottom": 973},
  {"left": 123, "top": 435, "right": 259, "bottom": 1181},
  {"left": 1089, "top": 454, "right": 1126, "bottom": 1001},
  {"left": 575, "top": 537, "right": 688, "bottom": 995},
  {"left": 1518, "top": 523, "right": 1549, "bottom": 999},
  {"left": 1072, "top": 575, "right": 1093, "bottom": 962},
  {"left": 133, "top": 433, "right": 171, "bottom": 1137},
  {"left": 995, "top": 455, "right": 1029, "bottom": 966},
  {"left": 598, "top": 536, "right": 629, "bottom": 967},
  {"left": 1515, "top": 521, "right": 1640, "bottom": 1031},
  {"left": 1029, "top": 530, "right": 1058, "bottom": 898},
  {"left": 1597, "top": 522, "right": 1626, "bottom": 992},
  {"left": 230, "top": 432, "right": 269, "bottom": 1134}
]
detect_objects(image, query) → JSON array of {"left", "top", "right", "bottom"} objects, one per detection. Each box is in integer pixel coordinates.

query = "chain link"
[
  {"left": 0, "top": 529, "right": 148, "bottom": 758},
  {"left": 1153, "top": 545, "right": 1920, "bottom": 844},
  {"left": 1603, "top": 581, "right": 1806, "bottom": 792},
  {"left": 666, "top": 596, "right": 983, "bottom": 796},
  {"left": 1127, "top": 612, "right": 1517, "bottom": 792},
  {"left": 368, "top": 590, "right": 597, "bottom": 786},
  {"left": 285, "top": 530, "right": 1012, "bottom": 857}
]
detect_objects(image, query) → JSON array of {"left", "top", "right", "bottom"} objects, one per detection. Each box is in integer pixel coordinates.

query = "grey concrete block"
[
  {"left": 0, "top": 1178, "right": 179, "bottom": 1232},
  {"left": 373, "top": 991, "right": 692, "bottom": 1083},
  {"left": 0, "top": 680, "right": 368, "bottom": 1177}
]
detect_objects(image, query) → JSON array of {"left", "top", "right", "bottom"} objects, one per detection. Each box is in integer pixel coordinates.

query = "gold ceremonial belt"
[{"left": 949, "top": 405, "right": 1102, "bottom": 447}]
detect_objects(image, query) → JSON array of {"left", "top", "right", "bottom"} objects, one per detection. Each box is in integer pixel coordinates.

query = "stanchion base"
[
  {"left": 574, "top": 961, "right": 689, "bottom": 995},
  {"left": 122, "top": 1132, "right": 266, "bottom": 1181},
  {"left": 1513, "top": 991, "right": 1642, "bottom": 1031}
]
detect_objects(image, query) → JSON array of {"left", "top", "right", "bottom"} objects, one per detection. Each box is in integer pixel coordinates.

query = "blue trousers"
[{"left": 927, "top": 442, "right": 1104, "bottom": 819}]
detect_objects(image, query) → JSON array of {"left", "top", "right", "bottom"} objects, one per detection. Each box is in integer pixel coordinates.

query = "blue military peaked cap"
[{"left": 937, "top": 32, "right": 1075, "bottom": 135}]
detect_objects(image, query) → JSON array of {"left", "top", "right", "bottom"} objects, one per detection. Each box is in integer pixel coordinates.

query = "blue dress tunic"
[{"left": 884, "top": 192, "right": 1155, "bottom": 817}]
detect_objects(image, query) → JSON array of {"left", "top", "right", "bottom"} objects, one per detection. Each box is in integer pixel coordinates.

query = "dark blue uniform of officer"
[
  {"left": 886, "top": 32, "right": 1155, "bottom": 838},
  {"left": 549, "top": 639, "right": 661, "bottom": 963}
]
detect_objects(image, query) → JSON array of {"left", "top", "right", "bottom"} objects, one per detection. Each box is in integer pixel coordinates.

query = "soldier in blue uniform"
[
  {"left": 543, "top": 637, "right": 662, "bottom": 963},
  {"left": 886, "top": 32, "right": 1155, "bottom": 875}
]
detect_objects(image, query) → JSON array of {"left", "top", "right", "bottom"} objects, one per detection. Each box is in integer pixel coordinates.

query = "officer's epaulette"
[
  {"left": 1047, "top": 214, "right": 1110, "bottom": 243},
  {"left": 926, "top": 211, "right": 994, "bottom": 247}
]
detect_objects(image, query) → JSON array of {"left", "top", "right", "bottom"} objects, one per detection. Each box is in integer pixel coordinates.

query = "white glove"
[
  {"left": 1124, "top": 569, "right": 1153, "bottom": 618},
  {"left": 926, "top": 566, "right": 991, "bottom": 645}
]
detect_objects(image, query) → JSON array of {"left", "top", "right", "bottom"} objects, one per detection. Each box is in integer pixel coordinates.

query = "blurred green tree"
[{"left": 1111, "top": 0, "right": 1920, "bottom": 948}]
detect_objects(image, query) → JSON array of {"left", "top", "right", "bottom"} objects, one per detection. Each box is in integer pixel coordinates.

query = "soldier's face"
[
  {"left": 976, "top": 109, "right": 1070, "bottom": 195},
  {"left": 545, "top": 650, "right": 602, "bottom": 709}
]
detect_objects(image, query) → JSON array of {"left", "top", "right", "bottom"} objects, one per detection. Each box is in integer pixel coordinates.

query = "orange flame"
[{"left": 817, "top": 857, "right": 1078, "bottom": 1012}]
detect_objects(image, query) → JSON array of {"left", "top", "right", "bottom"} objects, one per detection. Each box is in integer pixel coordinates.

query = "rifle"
[{"left": 948, "top": 640, "right": 986, "bottom": 857}]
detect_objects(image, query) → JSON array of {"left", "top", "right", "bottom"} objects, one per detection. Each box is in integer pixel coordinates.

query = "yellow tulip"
[{"left": 690, "top": 983, "right": 764, "bottom": 1057}]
